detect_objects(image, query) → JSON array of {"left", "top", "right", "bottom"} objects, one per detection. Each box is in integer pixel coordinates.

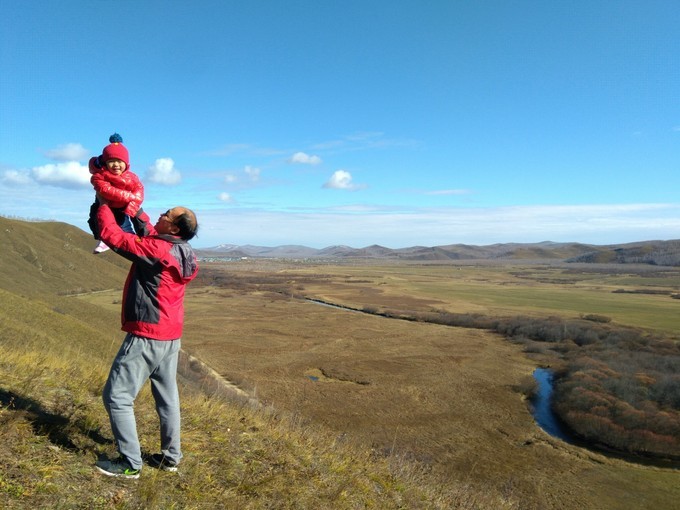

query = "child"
[{"left": 87, "top": 134, "right": 144, "bottom": 253}]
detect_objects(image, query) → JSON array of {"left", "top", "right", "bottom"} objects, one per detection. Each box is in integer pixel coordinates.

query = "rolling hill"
[
  {"left": 197, "top": 239, "right": 680, "bottom": 265},
  {"left": 0, "top": 216, "right": 129, "bottom": 296}
]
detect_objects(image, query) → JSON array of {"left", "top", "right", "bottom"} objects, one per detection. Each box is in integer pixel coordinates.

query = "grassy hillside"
[
  {"left": 0, "top": 219, "right": 511, "bottom": 509},
  {"left": 567, "top": 240, "right": 680, "bottom": 266},
  {"left": 0, "top": 216, "right": 129, "bottom": 296}
]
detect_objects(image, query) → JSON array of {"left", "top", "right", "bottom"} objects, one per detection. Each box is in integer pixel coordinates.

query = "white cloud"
[
  {"left": 1, "top": 143, "right": 92, "bottom": 189},
  {"left": 224, "top": 166, "right": 259, "bottom": 185},
  {"left": 31, "top": 161, "right": 90, "bottom": 189},
  {"left": 1, "top": 169, "right": 32, "bottom": 186},
  {"left": 44, "top": 143, "right": 89, "bottom": 162},
  {"left": 147, "top": 158, "right": 181, "bottom": 185},
  {"left": 289, "top": 152, "right": 322, "bottom": 165},
  {"left": 220, "top": 167, "right": 262, "bottom": 199},
  {"left": 207, "top": 143, "right": 253, "bottom": 156},
  {"left": 323, "top": 170, "right": 365, "bottom": 191},
  {"left": 244, "top": 165, "right": 260, "bottom": 181}
]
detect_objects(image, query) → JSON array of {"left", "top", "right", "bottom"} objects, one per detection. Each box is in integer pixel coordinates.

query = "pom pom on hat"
[{"left": 102, "top": 133, "right": 130, "bottom": 167}]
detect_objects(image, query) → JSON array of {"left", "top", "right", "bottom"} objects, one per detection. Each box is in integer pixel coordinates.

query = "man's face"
[
  {"left": 155, "top": 207, "right": 186, "bottom": 236},
  {"left": 105, "top": 159, "right": 127, "bottom": 175}
]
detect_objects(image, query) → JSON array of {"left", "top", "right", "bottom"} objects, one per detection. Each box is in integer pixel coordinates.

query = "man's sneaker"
[
  {"left": 93, "top": 241, "right": 110, "bottom": 254},
  {"left": 148, "top": 453, "right": 179, "bottom": 472},
  {"left": 95, "top": 458, "right": 140, "bottom": 479}
]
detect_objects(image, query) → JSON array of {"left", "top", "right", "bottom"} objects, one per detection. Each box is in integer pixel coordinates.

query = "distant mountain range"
[{"left": 196, "top": 239, "right": 680, "bottom": 265}]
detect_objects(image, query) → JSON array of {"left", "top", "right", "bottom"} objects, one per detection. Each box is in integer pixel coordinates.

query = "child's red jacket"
[{"left": 89, "top": 157, "right": 144, "bottom": 216}]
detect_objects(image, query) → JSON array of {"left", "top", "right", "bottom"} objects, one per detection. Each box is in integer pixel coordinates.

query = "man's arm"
[
  {"left": 97, "top": 204, "right": 161, "bottom": 264},
  {"left": 130, "top": 208, "right": 157, "bottom": 237}
]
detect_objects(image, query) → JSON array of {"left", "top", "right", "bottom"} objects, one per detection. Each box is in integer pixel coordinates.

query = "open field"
[
  {"left": 282, "top": 261, "right": 680, "bottom": 333},
  {"left": 84, "top": 259, "right": 680, "bottom": 509}
]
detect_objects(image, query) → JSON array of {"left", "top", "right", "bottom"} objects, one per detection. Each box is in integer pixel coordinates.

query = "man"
[{"left": 94, "top": 203, "right": 199, "bottom": 479}]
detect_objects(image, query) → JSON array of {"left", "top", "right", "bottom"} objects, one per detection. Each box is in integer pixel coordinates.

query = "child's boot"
[{"left": 93, "top": 241, "right": 110, "bottom": 254}]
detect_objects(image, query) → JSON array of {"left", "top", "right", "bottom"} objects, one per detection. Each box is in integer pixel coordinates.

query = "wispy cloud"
[
  {"left": 201, "top": 134, "right": 416, "bottom": 167},
  {"left": 288, "top": 152, "right": 322, "bottom": 165},
  {"left": 193, "top": 202, "right": 680, "bottom": 248},
  {"left": 322, "top": 170, "right": 366, "bottom": 191},
  {"left": 244, "top": 165, "right": 260, "bottom": 181},
  {"left": 223, "top": 166, "right": 262, "bottom": 188},
  {"left": 43, "top": 143, "right": 89, "bottom": 162},
  {"left": 147, "top": 158, "right": 181, "bottom": 185},
  {"left": 204, "top": 143, "right": 254, "bottom": 156},
  {"left": 311, "top": 132, "right": 419, "bottom": 153},
  {"left": 1, "top": 169, "right": 32, "bottom": 186},
  {"left": 205, "top": 143, "right": 286, "bottom": 157},
  {"left": 424, "top": 189, "right": 472, "bottom": 196}
]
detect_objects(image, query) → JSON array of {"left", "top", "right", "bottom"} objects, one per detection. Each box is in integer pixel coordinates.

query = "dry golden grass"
[
  {"left": 164, "top": 260, "right": 680, "bottom": 510},
  {"left": 0, "top": 222, "right": 519, "bottom": 509},
  {"left": 1, "top": 287, "right": 509, "bottom": 509}
]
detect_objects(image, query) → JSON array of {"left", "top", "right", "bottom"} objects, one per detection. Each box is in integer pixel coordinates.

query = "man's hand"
[{"left": 89, "top": 155, "right": 103, "bottom": 170}]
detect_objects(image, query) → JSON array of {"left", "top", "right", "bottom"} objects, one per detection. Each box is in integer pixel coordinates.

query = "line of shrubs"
[{"left": 401, "top": 310, "right": 680, "bottom": 459}]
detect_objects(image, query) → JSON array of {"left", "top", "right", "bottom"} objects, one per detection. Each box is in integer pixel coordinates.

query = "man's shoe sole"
[{"left": 95, "top": 465, "right": 140, "bottom": 479}]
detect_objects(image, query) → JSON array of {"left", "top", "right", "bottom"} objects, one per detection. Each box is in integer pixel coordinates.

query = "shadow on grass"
[{"left": 0, "top": 388, "right": 112, "bottom": 451}]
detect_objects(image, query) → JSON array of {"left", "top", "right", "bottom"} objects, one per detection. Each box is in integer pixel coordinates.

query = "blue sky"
[{"left": 1, "top": 1, "right": 678, "bottom": 249}]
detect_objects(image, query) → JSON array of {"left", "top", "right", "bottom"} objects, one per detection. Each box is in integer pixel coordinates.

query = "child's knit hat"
[{"left": 102, "top": 133, "right": 130, "bottom": 167}]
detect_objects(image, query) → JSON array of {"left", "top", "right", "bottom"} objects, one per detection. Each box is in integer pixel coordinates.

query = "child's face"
[{"left": 105, "top": 159, "right": 127, "bottom": 175}]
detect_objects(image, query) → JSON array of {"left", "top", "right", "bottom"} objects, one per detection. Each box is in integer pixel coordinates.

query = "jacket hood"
[
  {"left": 158, "top": 236, "right": 198, "bottom": 282},
  {"left": 174, "top": 242, "right": 199, "bottom": 281}
]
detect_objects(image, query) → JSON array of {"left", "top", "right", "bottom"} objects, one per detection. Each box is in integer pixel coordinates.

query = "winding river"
[{"left": 530, "top": 368, "right": 574, "bottom": 443}]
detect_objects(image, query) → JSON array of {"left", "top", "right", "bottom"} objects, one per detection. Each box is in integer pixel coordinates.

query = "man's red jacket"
[{"left": 97, "top": 205, "right": 199, "bottom": 340}]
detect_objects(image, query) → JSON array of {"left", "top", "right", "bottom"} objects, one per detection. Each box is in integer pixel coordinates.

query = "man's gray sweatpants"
[{"left": 103, "top": 334, "right": 182, "bottom": 470}]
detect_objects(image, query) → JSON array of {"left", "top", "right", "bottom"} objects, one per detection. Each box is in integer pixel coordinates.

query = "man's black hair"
[{"left": 175, "top": 213, "right": 198, "bottom": 241}]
